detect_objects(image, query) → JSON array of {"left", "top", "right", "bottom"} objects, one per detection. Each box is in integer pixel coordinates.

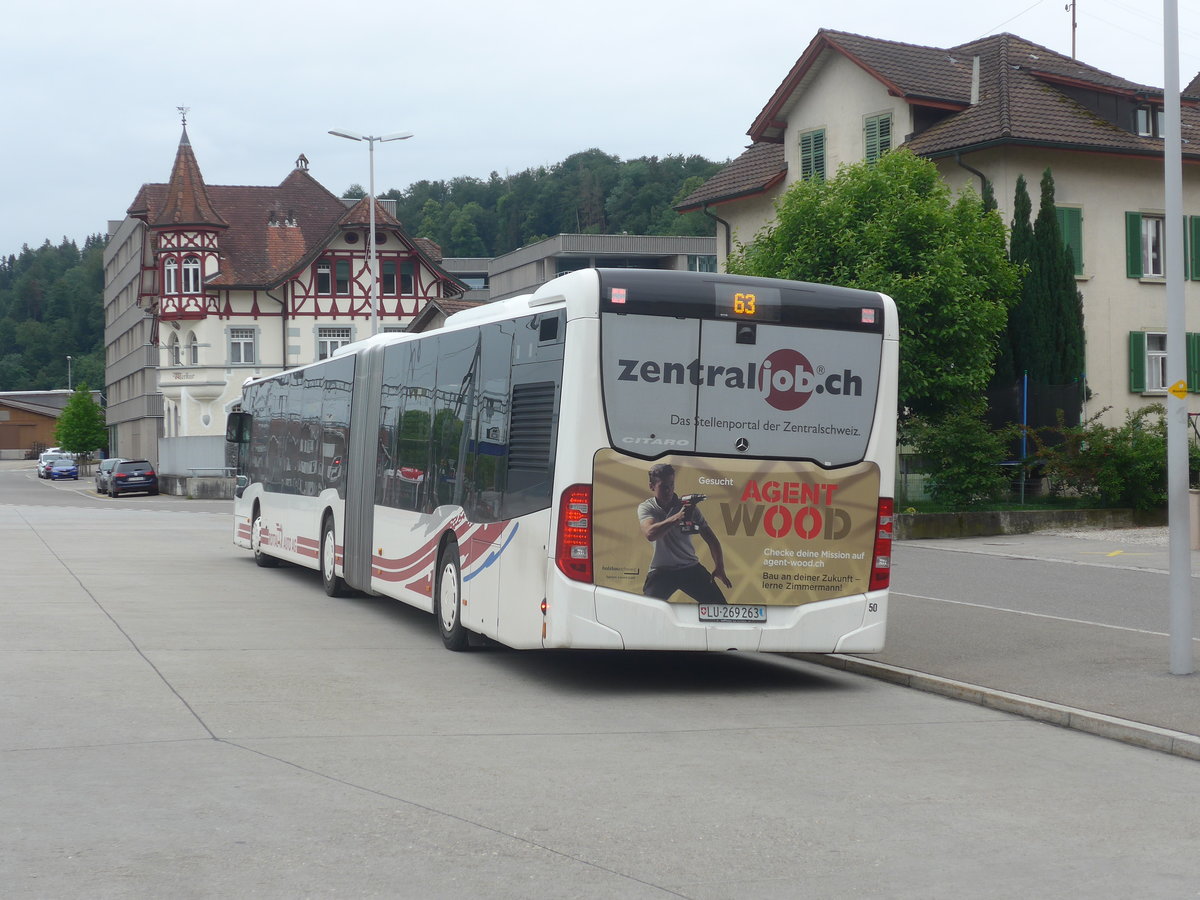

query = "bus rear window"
[{"left": 600, "top": 313, "right": 883, "bottom": 465}]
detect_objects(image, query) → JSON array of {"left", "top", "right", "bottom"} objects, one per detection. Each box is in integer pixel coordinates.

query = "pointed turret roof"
[
  {"left": 153, "top": 125, "right": 229, "bottom": 229},
  {"left": 125, "top": 133, "right": 465, "bottom": 296}
]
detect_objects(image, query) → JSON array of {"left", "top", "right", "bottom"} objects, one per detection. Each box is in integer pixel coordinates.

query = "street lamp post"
[
  {"left": 66, "top": 355, "right": 72, "bottom": 391},
  {"left": 328, "top": 129, "right": 413, "bottom": 336}
]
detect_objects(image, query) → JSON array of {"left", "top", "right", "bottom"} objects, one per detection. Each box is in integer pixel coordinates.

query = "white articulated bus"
[{"left": 227, "top": 267, "right": 899, "bottom": 652}]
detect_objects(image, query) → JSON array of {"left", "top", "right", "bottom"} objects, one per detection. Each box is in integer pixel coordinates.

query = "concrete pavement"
[
  {"left": 4, "top": 457, "right": 1198, "bottom": 758},
  {"left": 3, "top": 463, "right": 1200, "bottom": 897}
]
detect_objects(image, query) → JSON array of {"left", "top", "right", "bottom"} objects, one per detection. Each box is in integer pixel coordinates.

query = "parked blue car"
[
  {"left": 48, "top": 458, "right": 79, "bottom": 480},
  {"left": 108, "top": 459, "right": 159, "bottom": 497}
]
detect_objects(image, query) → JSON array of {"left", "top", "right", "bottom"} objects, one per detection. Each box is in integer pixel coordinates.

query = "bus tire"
[
  {"left": 252, "top": 512, "right": 279, "bottom": 568},
  {"left": 435, "top": 539, "right": 469, "bottom": 651},
  {"left": 321, "top": 517, "right": 346, "bottom": 597}
]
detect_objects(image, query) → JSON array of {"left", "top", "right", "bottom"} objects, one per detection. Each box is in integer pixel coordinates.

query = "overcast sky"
[{"left": 3, "top": 0, "right": 1197, "bottom": 260}]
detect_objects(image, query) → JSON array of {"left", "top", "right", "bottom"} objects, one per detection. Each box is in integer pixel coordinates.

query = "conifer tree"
[
  {"left": 1032, "top": 169, "right": 1085, "bottom": 386},
  {"left": 1002, "top": 175, "right": 1036, "bottom": 383}
]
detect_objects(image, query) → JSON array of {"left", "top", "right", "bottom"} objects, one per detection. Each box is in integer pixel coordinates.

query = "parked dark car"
[
  {"left": 95, "top": 457, "right": 123, "bottom": 494},
  {"left": 109, "top": 459, "right": 159, "bottom": 497},
  {"left": 48, "top": 458, "right": 79, "bottom": 480}
]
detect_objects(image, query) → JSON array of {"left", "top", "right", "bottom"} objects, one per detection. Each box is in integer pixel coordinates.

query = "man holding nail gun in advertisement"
[{"left": 637, "top": 462, "right": 732, "bottom": 604}]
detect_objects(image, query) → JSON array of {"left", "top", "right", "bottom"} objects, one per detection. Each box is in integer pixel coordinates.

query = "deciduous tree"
[
  {"left": 728, "top": 149, "right": 1019, "bottom": 428},
  {"left": 54, "top": 384, "right": 107, "bottom": 455}
]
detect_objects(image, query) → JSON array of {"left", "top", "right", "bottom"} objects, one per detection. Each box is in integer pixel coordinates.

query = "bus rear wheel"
[
  {"left": 321, "top": 517, "right": 346, "bottom": 597},
  {"left": 435, "top": 539, "right": 469, "bottom": 651},
  {"left": 252, "top": 512, "right": 278, "bottom": 568}
]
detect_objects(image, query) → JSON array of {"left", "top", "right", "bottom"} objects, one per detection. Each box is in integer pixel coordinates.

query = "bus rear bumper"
[{"left": 558, "top": 586, "right": 885, "bottom": 653}]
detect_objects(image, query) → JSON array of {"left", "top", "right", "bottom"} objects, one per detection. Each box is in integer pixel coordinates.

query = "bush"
[
  {"left": 1025, "top": 405, "right": 1168, "bottom": 510},
  {"left": 908, "top": 403, "right": 1011, "bottom": 508}
]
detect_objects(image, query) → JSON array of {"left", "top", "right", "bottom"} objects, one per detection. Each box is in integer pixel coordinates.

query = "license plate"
[
  {"left": 128, "top": 476, "right": 145, "bottom": 482},
  {"left": 698, "top": 604, "right": 766, "bottom": 622}
]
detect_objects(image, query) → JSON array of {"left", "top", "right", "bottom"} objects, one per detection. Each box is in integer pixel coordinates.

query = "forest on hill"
[
  {"left": 364, "top": 149, "right": 721, "bottom": 257},
  {"left": 0, "top": 235, "right": 107, "bottom": 394},
  {"left": 0, "top": 149, "right": 724, "bottom": 392}
]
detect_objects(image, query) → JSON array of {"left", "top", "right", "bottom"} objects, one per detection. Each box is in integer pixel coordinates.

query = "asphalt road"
[
  {"left": 3, "top": 462, "right": 1199, "bottom": 898},
  {"left": 870, "top": 530, "right": 1200, "bottom": 739}
]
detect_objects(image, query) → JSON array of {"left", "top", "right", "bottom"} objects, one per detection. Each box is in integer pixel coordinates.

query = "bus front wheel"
[
  {"left": 321, "top": 518, "right": 346, "bottom": 597},
  {"left": 436, "top": 539, "right": 469, "bottom": 651}
]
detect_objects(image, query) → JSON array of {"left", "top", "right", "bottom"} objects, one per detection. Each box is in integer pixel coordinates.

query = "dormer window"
[
  {"left": 1136, "top": 105, "right": 1165, "bottom": 137},
  {"left": 182, "top": 256, "right": 202, "bottom": 294}
]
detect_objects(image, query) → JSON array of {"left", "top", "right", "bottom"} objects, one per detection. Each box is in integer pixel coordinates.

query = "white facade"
[
  {"left": 691, "top": 31, "right": 1200, "bottom": 428},
  {"left": 104, "top": 131, "right": 464, "bottom": 486}
]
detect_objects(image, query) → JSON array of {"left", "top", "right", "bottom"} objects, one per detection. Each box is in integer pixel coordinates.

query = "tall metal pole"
[
  {"left": 328, "top": 129, "right": 412, "bottom": 338},
  {"left": 66, "top": 355, "right": 72, "bottom": 390},
  {"left": 1163, "top": 0, "right": 1194, "bottom": 675},
  {"left": 1069, "top": 1, "right": 1077, "bottom": 59},
  {"left": 368, "top": 137, "right": 378, "bottom": 337}
]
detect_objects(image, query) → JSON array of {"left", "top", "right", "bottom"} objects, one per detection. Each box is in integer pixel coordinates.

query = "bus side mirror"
[{"left": 226, "top": 411, "right": 251, "bottom": 443}]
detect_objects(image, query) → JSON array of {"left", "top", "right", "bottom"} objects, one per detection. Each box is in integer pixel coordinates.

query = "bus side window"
[
  {"left": 399, "top": 339, "right": 436, "bottom": 513},
  {"left": 468, "top": 323, "right": 513, "bottom": 523},
  {"left": 432, "top": 329, "right": 477, "bottom": 509}
]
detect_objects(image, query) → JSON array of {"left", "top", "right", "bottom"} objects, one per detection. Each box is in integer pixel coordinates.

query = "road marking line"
[{"left": 893, "top": 591, "right": 1197, "bottom": 640}]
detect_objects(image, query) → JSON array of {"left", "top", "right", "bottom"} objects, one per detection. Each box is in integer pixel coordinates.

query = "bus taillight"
[
  {"left": 555, "top": 484, "right": 593, "bottom": 583},
  {"left": 869, "top": 498, "right": 894, "bottom": 591}
]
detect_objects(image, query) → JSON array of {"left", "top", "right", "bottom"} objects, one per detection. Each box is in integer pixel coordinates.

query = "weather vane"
[{"left": 177, "top": 106, "right": 190, "bottom": 126}]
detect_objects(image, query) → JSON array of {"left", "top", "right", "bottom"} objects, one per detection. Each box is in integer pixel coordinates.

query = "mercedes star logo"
[{"left": 735, "top": 437, "right": 749, "bottom": 452}]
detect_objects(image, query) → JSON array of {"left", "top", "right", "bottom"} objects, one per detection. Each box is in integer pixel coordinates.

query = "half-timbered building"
[{"left": 103, "top": 125, "right": 465, "bottom": 492}]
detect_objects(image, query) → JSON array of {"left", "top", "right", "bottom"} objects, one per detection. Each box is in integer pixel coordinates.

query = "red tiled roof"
[
  {"left": 681, "top": 29, "right": 1199, "bottom": 211},
  {"left": 904, "top": 33, "right": 1195, "bottom": 159},
  {"left": 675, "top": 142, "right": 785, "bottom": 211},
  {"left": 339, "top": 196, "right": 403, "bottom": 228},
  {"left": 128, "top": 138, "right": 465, "bottom": 295}
]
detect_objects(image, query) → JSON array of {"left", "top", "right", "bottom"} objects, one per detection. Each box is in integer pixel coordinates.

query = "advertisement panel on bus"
[{"left": 591, "top": 451, "right": 880, "bottom": 609}]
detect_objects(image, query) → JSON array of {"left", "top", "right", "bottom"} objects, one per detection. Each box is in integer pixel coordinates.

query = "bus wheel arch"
[
  {"left": 252, "top": 502, "right": 278, "bottom": 568},
  {"left": 435, "top": 535, "right": 469, "bottom": 651},
  {"left": 320, "top": 511, "right": 346, "bottom": 597}
]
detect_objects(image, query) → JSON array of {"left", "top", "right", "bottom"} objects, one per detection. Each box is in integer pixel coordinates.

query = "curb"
[{"left": 793, "top": 652, "right": 1200, "bottom": 762}]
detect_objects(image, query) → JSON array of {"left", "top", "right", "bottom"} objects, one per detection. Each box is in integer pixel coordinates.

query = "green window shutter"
[
  {"left": 1191, "top": 217, "right": 1200, "bottom": 281},
  {"left": 865, "top": 115, "right": 891, "bottom": 164},
  {"left": 1184, "top": 216, "right": 1191, "bottom": 280},
  {"left": 800, "top": 130, "right": 825, "bottom": 181},
  {"left": 1126, "top": 212, "right": 1143, "bottom": 278},
  {"left": 1056, "top": 207, "right": 1083, "bottom": 276},
  {"left": 1188, "top": 333, "right": 1200, "bottom": 392},
  {"left": 1129, "top": 331, "right": 1147, "bottom": 392}
]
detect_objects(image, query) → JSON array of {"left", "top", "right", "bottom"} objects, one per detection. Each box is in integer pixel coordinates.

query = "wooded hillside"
[{"left": 0, "top": 149, "right": 722, "bottom": 392}]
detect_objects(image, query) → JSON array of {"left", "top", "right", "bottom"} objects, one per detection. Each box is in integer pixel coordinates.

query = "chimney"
[{"left": 971, "top": 56, "right": 980, "bottom": 105}]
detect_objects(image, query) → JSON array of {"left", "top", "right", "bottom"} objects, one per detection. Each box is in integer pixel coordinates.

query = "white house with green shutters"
[{"left": 678, "top": 28, "right": 1200, "bottom": 428}]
